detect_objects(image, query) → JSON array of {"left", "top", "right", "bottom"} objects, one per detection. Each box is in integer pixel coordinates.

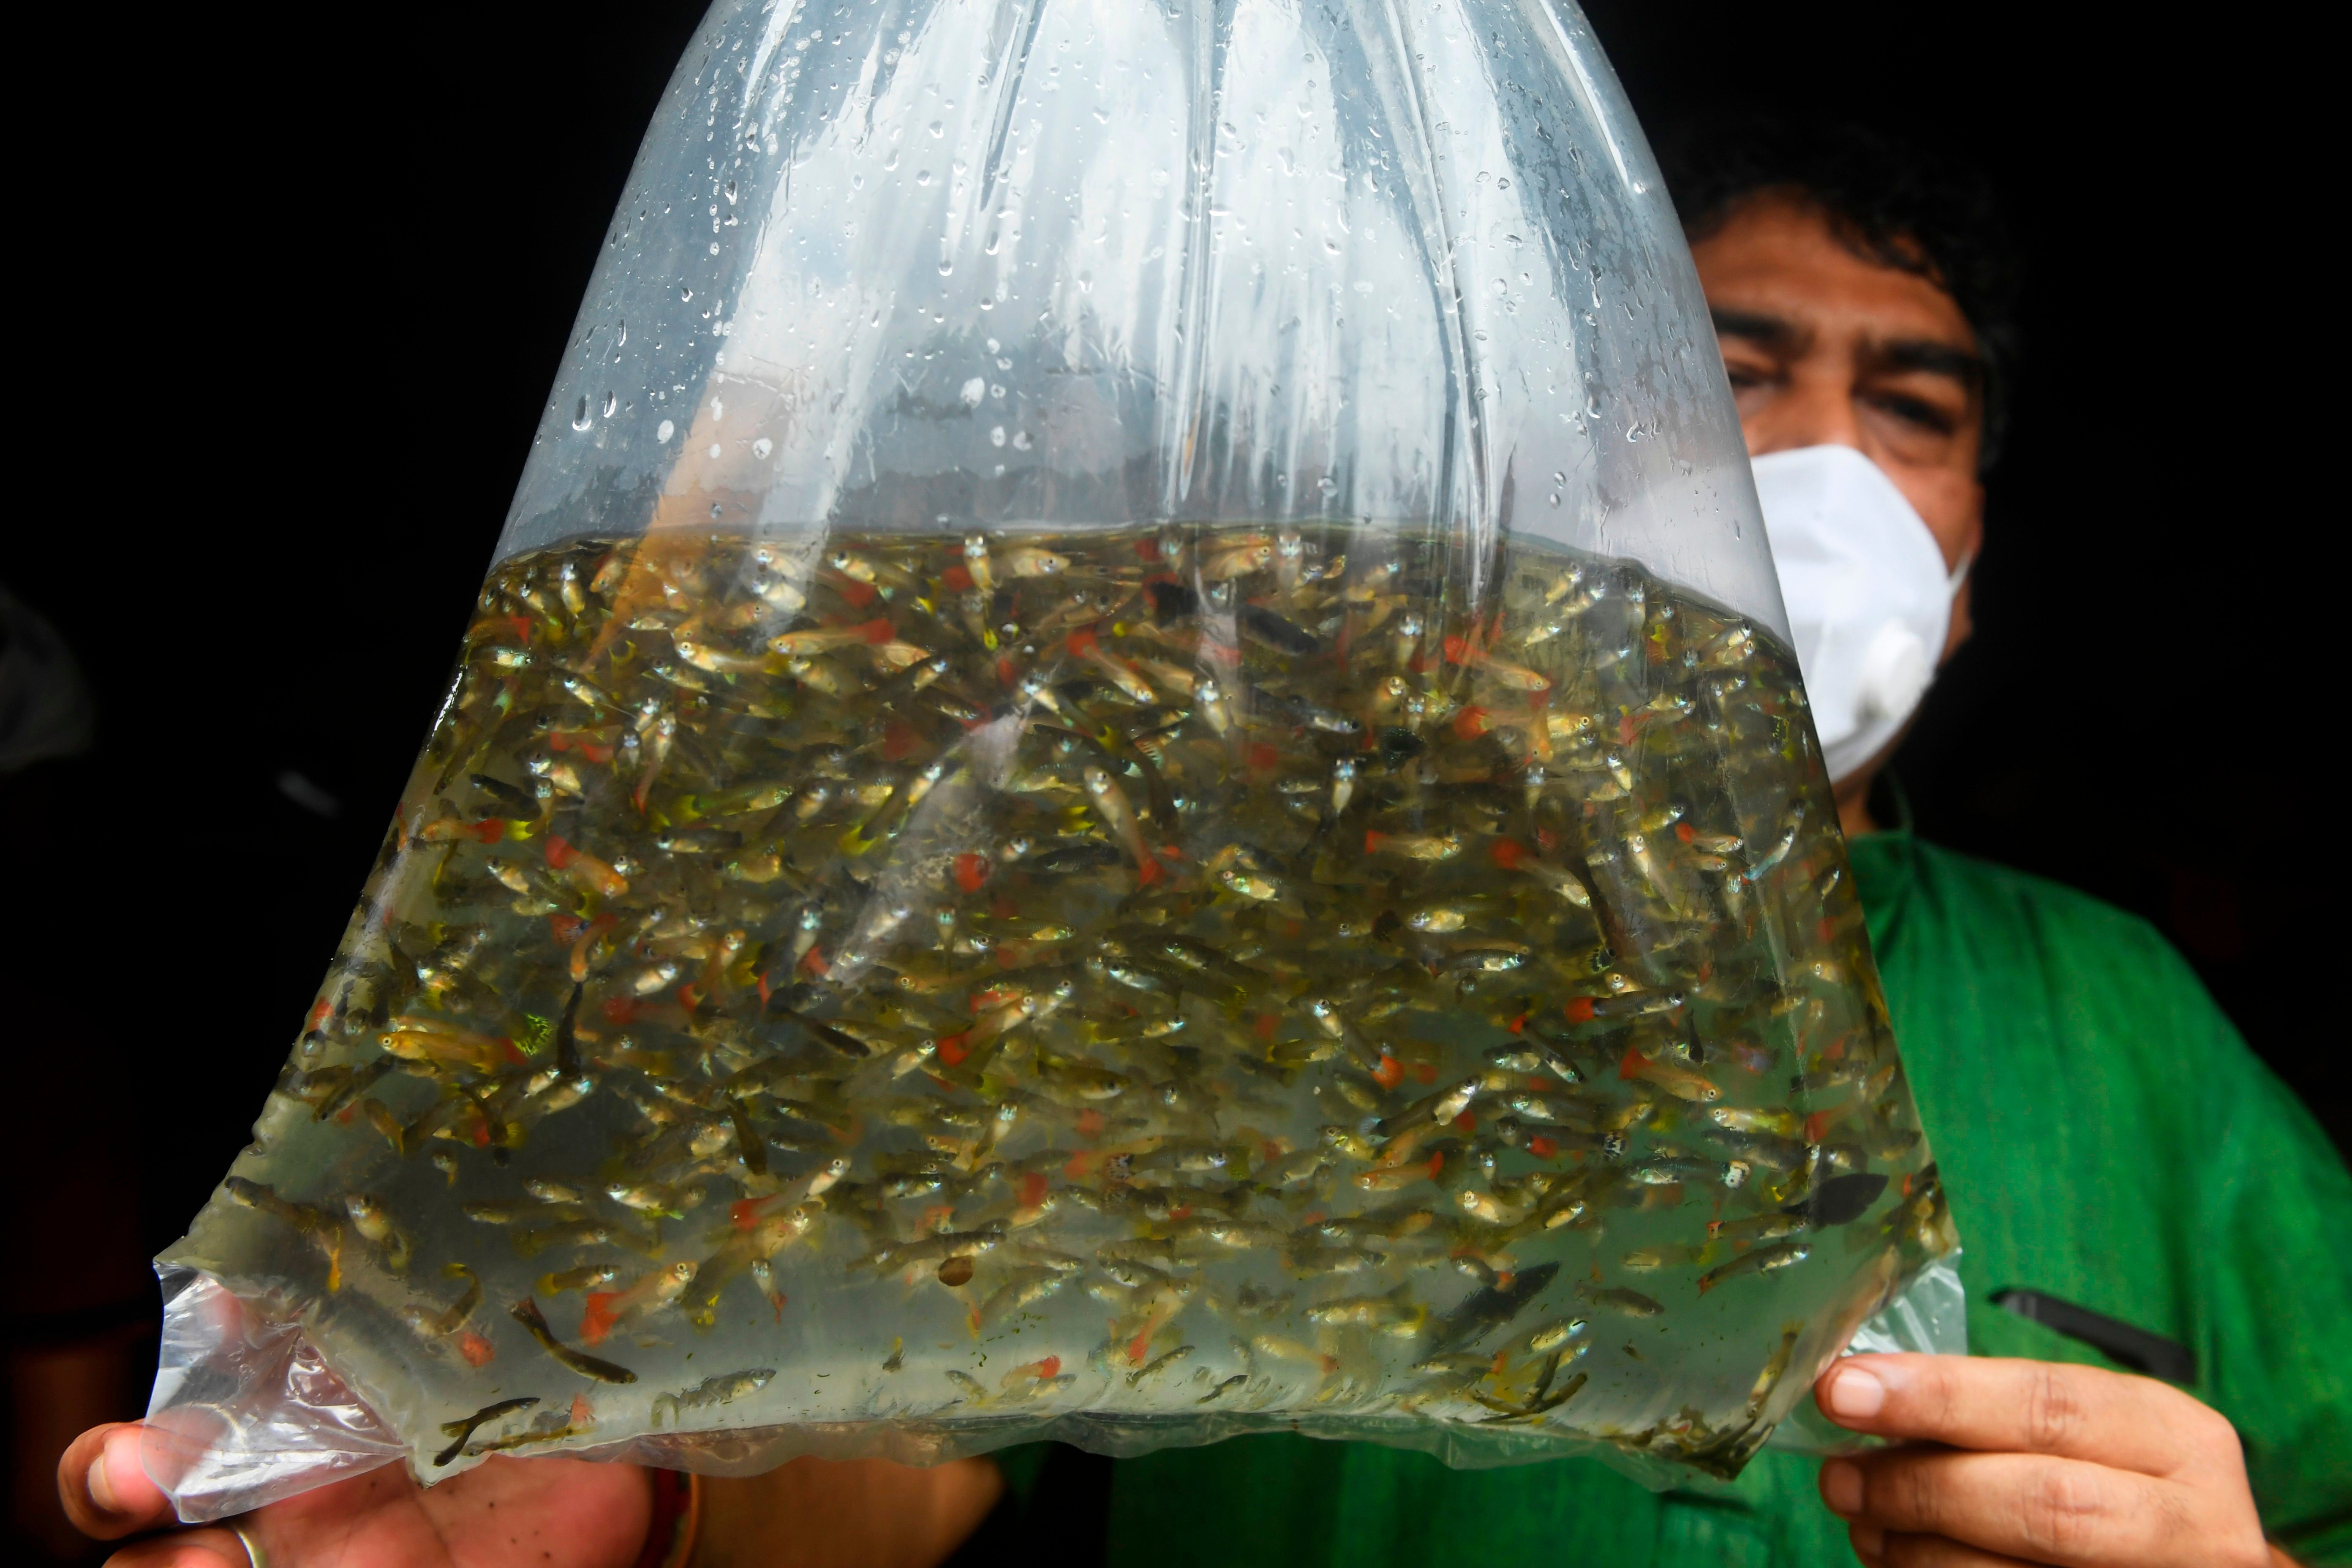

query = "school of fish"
[{"left": 179, "top": 523, "right": 1955, "bottom": 1480}]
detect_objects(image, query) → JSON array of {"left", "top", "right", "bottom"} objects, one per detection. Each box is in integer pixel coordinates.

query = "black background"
[{"left": 2, "top": 2, "right": 2330, "bottom": 1559}]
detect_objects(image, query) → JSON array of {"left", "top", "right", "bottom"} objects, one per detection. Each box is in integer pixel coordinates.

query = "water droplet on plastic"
[
  {"left": 1012, "top": 430, "right": 1032, "bottom": 451},
  {"left": 1552, "top": 471, "right": 1566, "bottom": 485},
  {"left": 710, "top": 502, "right": 724, "bottom": 519},
  {"left": 928, "top": 120, "right": 944, "bottom": 137},
  {"left": 602, "top": 392, "right": 618, "bottom": 419},
  {"left": 916, "top": 169, "right": 933, "bottom": 186},
  {"left": 656, "top": 419, "right": 676, "bottom": 444},
  {"left": 938, "top": 257, "right": 953, "bottom": 275},
  {"left": 1549, "top": 492, "right": 1562, "bottom": 506},
  {"left": 985, "top": 338, "right": 1001, "bottom": 354},
  {"left": 724, "top": 180, "right": 738, "bottom": 204},
  {"left": 708, "top": 444, "right": 722, "bottom": 459},
  {"left": 571, "top": 397, "right": 592, "bottom": 431},
  {"left": 960, "top": 378, "right": 986, "bottom": 406},
  {"left": 752, "top": 436, "right": 773, "bottom": 458},
  {"left": 681, "top": 287, "right": 694, "bottom": 302},
  {"left": 1625, "top": 424, "right": 1642, "bottom": 442},
  {"left": 990, "top": 425, "right": 1007, "bottom": 447},
  {"left": 1318, "top": 476, "right": 1338, "bottom": 496},
  {"left": 616, "top": 323, "right": 628, "bottom": 346}
]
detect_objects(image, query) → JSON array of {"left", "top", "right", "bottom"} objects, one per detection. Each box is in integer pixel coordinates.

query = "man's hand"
[
  {"left": 1813, "top": 1353, "right": 2286, "bottom": 1567},
  {"left": 59, "top": 1420, "right": 652, "bottom": 1568}
]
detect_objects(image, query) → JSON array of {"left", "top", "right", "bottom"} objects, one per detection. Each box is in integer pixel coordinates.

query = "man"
[
  {"left": 1076, "top": 120, "right": 2350, "bottom": 1568},
  {"left": 59, "top": 123, "right": 2349, "bottom": 1568}
]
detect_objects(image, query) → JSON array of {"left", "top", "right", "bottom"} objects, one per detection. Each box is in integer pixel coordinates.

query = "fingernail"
[
  {"left": 1820, "top": 1458, "right": 1864, "bottom": 1517},
  {"left": 1851, "top": 1522, "right": 1886, "bottom": 1565},
  {"left": 89, "top": 1446, "right": 120, "bottom": 1514},
  {"left": 1826, "top": 1364, "right": 1885, "bottom": 1420}
]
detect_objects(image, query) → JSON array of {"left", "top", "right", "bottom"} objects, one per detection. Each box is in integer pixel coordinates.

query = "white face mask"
[{"left": 1751, "top": 444, "right": 1969, "bottom": 784}]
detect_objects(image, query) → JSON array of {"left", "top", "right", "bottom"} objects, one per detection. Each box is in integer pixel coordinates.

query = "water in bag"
[{"left": 155, "top": 0, "right": 1957, "bottom": 1502}]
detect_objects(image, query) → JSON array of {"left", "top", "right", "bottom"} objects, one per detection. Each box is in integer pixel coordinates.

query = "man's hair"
[{"left": 1656, "top": 116, "right": 2022, "bottom": 470}]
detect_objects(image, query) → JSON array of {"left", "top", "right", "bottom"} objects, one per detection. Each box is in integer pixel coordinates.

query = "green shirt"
[{"left": 1071, "top": 830, "right": 2352, "bottom": 1565}]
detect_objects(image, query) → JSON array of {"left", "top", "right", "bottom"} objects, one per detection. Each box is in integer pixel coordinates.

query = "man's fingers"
[
  {"left": 1814, "top": 1354, "right": 2229, "bottom": 1474},
  {"left": 99, "top": 1527, "right": 250, "bottom": 1568},
  {"left": 1858, "top": 1525, "right": 2040, "bottom": 1568},
  {"left": 1822, "top": 1448, "right": 2193, "bottom": 1568},
  {"left": 60, "top": 1423, "right": 175, "bottom": 1541}
]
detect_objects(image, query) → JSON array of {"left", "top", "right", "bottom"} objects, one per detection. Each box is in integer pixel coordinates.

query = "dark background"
[{"left": 3, "top": 3, "right": 2327, "bottom": 1558}]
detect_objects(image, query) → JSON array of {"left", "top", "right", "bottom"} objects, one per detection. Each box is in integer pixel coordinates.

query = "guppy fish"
[
  {"left": 651, "top": 1368, "right": 775, "bottom": 1427},
  {"left": 216, "top": 523, "right": 1944, "bottom": 1477},
  {"left": 509, "top": 1298, "right": 637, "bottom": 1384},
  {"left": 433, "top": 1397, "right": 538, "bottom": 1467},
  {"left": 1696, "top": 1241, "right": 1811, "bottom": 1295}
]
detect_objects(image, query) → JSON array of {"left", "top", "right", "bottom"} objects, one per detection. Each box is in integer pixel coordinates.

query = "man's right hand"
[{"left": 59, "top": 1420, "right": 653, "bottom": 1568}]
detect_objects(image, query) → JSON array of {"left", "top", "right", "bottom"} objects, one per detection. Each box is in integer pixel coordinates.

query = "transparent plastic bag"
[{"left": 151, "top": 0, "right": 1960, "bottom": 1516}]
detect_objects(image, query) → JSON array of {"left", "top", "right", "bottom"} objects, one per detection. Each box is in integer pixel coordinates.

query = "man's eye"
[{"left": 1870, "top": 392, "right": 1957, "bottom": 435}]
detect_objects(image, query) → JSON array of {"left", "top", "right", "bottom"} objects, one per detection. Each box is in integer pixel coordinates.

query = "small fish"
[
  {"left": 1622, "top": 1241, "right": 1716, "bottom": 1271},
  {"left": 1526, "top": 1318, "right": 1589, "bottom": 1354},
  {"left": 1746, "top": 1323, "right": 1805, "bottom": 1417},
  {"left": 343, "top": 1194, "right": 411, "bottom": 1272},
  {"left": 405, "top": 1262, "right": 482, "bottom": 1339},
  {"left": 578, "top": 1260, "right": 697, "bottom": 1345},
  {"left": 1250, "top": 1335, "right": 1339, "bottom": 1375},
  {"left": 651, "top": 1368, "right": 776, "bottom": 1427},
  {"left": 1575, "top": 1282, "right": 1665, "bottom": 1318},
  {"left": 1307, "top": 1286, "right": 1422, "bottom": 1331},
  {"left": 1000, "top": 545, "right": 1070, "bottom": 578},
  {"left": 1364, "top": 830, "right": 1463, "bottom": 863},
  {"left": 433, "top": 1397, "right": 539, "bottom": 1467},
  {"left": 1798, "top": 1172, "right": 1891, "bottom": 1227},
  {"left": 1083, "top": 766, "right": 1162, "bottom": 886},
  {"left": 513, "top": 1218, "right": 613, "bottom": 1258},
  {"left": 749, "top": 1258, "right": 787, "bottom": 1319},
  {"left": 1696, "top": 1241, "right": 1811, "bottom": 1295},
  {"left": 508, "top": 1297, "right": 638, "bottom": 1383},
  {"left": 1126, "top": 1344, "right": 1195, "bottom": 1387},
  {"left": 537, "top": 1263, "right": 622, "bottom": 1297},
  {"left": 1432, "top": 1261, "right": 1561, "bottom": 1352}
]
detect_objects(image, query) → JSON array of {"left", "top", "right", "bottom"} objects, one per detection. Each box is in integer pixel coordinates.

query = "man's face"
[{"left": 1690, "top": 196, "right": 1984, "bottom": 657}]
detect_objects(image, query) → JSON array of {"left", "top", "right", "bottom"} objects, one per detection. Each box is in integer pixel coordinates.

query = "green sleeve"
[
  {"left": 2183, "top": 986, "right": 2352, "bottom": 1560},
  {"left": 989, "top": 1440, "right": 1053, "bottom": 1508},
  {"left": 1870, "top": 840, "right": 2352, "bottom": 1560}
]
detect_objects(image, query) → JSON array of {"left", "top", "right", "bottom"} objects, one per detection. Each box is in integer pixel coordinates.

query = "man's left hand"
[{"left": 1813, "top": 1353, "right": 2286, "bottom": 1567}]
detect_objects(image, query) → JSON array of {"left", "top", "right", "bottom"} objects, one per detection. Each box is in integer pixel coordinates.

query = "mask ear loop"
[{"left": 1946, "top": 549, "right": 1975, "bottom": 597}]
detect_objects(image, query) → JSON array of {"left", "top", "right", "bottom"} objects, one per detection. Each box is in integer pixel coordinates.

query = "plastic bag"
[{"left": 151, "top": 0, "right": 1960, "bottom": 1515}]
